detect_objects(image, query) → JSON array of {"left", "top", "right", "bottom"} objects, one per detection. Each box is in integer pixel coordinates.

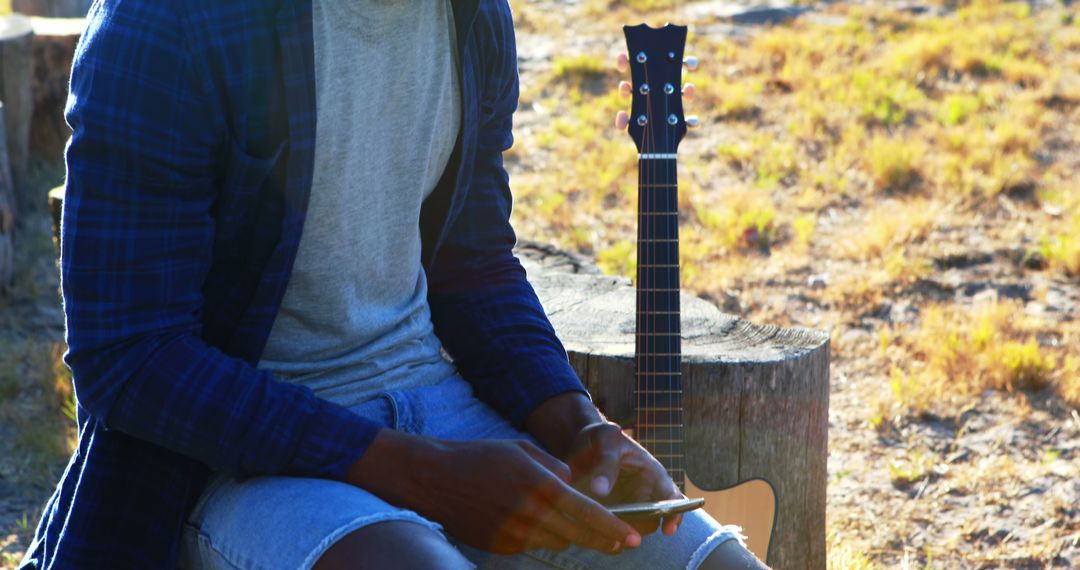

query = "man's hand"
[
  {"left": 345, "top": 429, "right": 640, "bottom": 555},
  {"left": 565, "top": 422, "right": 686, "bottom": 538},
  {"left": 524, "top": 392, "right": 686, "bottom": 541}
]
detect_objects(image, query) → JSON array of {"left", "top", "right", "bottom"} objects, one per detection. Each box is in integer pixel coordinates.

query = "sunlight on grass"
[
  {"left": 838, "top": 199, "right": 936, "bottom": 261},
  {"left": 827, "top": 528, "right": 878, "bottom": 570},
  {"left": 876, "top": 300, "right": 1069, "bottom": 418}
]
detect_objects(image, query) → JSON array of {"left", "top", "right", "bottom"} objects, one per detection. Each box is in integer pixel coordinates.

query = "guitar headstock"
[{"left": 618, "top": 24, "right": 696, "bottom": 155}]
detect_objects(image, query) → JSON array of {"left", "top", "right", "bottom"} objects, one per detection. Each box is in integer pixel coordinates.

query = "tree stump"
[
  {"left": 30, "top": 17, "right": 85, "bottom": 161},
  {"left": 0, "top": 14, "right": 33, "bottom": 203},
  {"left": 516, "top": 241, "right": 831, "bottom": 570},
  {"left": 0, "top": 103, "right": 14, "bottom": 291},
  {"left": 12, "top": 0, "right": 92, "bottom": 18}
]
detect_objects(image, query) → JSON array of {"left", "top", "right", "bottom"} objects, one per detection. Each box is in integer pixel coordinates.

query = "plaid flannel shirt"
[{"left": 21, "top": 0, "right": 588, "bottom": 567}]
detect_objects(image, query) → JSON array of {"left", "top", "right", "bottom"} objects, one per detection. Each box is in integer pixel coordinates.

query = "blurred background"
[{"left": 0, "top": 0, "right": 1077, "bottom": 567}]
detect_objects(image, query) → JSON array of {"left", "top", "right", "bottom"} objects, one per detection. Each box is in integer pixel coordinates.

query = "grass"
[
  {"left": 0, "top": 159, "right": 71, "bottom": 567},
  {"left": 875, "top": 299, "right": 1074, "bottom": 419},
  {"left": 1038, "top": 187, "right": 1080, "bottom": 276}
]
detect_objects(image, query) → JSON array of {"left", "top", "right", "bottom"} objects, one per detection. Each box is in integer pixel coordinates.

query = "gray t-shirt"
[{"left": 259, "top": 0, "right": 461, "bottom": 408}]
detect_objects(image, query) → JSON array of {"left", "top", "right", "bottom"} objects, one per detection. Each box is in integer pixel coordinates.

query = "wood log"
[
  {"left": 48, "top": 183, "right": 61, "bottom": 254},
  {"left": 12, "top": 0, "right": 92, "bottom": 18},
  {"left": 0, "top": 14, "right": 33, "bottom": 204},
  {"left": 0, "top": 102, "right": 14, "bottom": 291},
  {"left": 517, "top": 241, "right": 831, "bottom": 570},
  {"left": 30, "top": 17, "right": 85, "bottom": 161}
]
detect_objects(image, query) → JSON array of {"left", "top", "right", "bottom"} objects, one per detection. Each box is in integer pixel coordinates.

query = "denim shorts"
[{"left": 178, "top": 375, "right": 745, "bottom": 569}]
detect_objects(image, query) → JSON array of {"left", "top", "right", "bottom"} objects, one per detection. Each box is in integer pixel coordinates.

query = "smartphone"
[{"left": 608, "top": 497, "right": 705, "bottom": 521}]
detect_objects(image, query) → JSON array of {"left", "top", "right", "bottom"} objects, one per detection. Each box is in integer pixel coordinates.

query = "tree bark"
[
  {"left": 0, "top": 14, "right": 33, "bottom": 206},
  {"left": 30, "top": 16, "right": 85, "bottom": 161},
  {"left": 0, "top": 103, "right": 15, "bottom": 291},
  {"left": 12, "top": 0, "right": 92, "bottom": 18},
  {"left": 517, "top": 241, "right": 831, "bottom": 570}
]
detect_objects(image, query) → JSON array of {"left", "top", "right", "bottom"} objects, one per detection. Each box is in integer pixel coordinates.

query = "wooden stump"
[
  {"left": 30, "top": 17, "right": 85, "bottom": 161},
  {"left": 517, "top": 241, "right": 831, "bottom": 570},
  {"left": 0, "top": 103, "right": 14, "bottom": 291},
  {"left": 12, "top": 0, "right": 92, "bottom": 18},
  {"left": 0, "top": 14, "right": 33, "bottom": 203},
  {"left": 48, "top": 183, "right": 61, "bottom": 254}
]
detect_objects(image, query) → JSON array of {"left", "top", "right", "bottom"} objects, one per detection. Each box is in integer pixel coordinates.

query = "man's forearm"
[{"left": 524, "top": 391, "right": 607, "bottom": 459}]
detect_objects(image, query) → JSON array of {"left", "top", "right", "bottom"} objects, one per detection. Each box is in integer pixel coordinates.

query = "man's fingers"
[
  {"left": 517, "top": 440, "right": 572, "bottom": 484},
  {"left": 652, "top": 474, "right": 687, "bottom": 536},
  {"left": 582, "top": 424, "right": 628, "bottom": 498},
  {"left": 532, "top": 506, "right": 617, "bottom": 553},
  {"left": 590, "top": 446, "right": 623, "bottom": 497},
  {"left": 662, "top": 512, "right": 684, "bottom": 536},
  {"left": 552, "top": 484, "right": 639, "bottom": 546},
  {"left": 630, "top": 517, "right": 661, "bottom": 536},
  {"left": 521, "top": 525, "right": 573, "bottom": 552}
]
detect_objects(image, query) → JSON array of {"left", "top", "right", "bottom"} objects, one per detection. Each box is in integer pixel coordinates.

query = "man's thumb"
[{"left": 590, "top": 450, "right": 622, "bottom": 497}]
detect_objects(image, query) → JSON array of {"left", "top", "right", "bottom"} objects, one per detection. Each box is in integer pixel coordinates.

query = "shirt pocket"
[{"left": 214, "top": 138, "right": 288, "bottom": 244}]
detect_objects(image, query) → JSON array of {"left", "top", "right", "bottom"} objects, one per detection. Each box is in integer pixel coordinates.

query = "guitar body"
[
  {"left": 683, "top": 476, "right": 776, "bottom": 562},
  {"left": 618, "top": 23, "right": 778, "bottom": 565}
]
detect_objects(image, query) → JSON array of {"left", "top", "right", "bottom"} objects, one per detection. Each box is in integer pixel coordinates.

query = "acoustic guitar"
[{"left": 618, "top": 23, "right": 777, "bottom": 562}]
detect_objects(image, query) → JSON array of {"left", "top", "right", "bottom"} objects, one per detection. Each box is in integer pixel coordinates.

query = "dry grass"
[
  {"left": 0, "top": 161, "right": 71, "bottom": 568},
  {"left": 873, "top": 299, "right": 1077, "bottom": 420}
]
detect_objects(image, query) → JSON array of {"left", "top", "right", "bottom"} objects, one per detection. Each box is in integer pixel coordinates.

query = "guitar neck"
[{"left": 634, "top": 156, "right": 684, "bottom": 489}]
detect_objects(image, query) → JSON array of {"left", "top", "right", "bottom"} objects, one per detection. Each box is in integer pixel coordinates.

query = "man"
[{"left": 22, "top": 0, "right": 768, "bottom": 568}]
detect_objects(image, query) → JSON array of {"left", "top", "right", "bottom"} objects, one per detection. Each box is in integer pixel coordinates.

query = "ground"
[{"left": 1, "top": 0, "right": 1078, "bottom": 568}]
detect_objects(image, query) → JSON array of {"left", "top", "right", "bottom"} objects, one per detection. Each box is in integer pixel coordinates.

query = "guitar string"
[
  {"left": 633, "top": 51, "right": 641, "bottom": 454},
  {"left": 639, "top": 61, "right": 652, "bottom": 462},
  {"left": 663, "top": 73, "right": 676, "bottom": 488},
  {"left": 669, "top": 66, "right": 685, "bottom": 489},
  {"left": 644, "top": 63, "right": 656, "bottom": 475}
]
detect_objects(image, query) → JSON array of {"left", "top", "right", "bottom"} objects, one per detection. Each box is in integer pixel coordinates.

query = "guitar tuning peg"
[
  {"left": 683, "top": 56, "right": 699, "bottom": 71},
  {"left": 615, "top": 110, "right": 630, "bottom": 130},
  {"left": 616, "top": 53, "right": 629, "bottom": 72},
  {"left": 682, "top": 83, "right": 696, "bottom": 102},
  {"left": 619, "top": 81, "right": 632, "bottom": 99},
  {"left": 685, "top": 115, "right": 701, "bottom": 128}
]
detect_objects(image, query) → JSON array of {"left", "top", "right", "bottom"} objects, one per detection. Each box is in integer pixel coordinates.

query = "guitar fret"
[
  {"left": 637, "top": 371, "right": 681, "bottom": 375},
  {"left": 639, "top": 264, "right": 680, "bottom": 268},
  {"left": 636, "top": 390, "right": 683, "bottom": 394},
  {"left": 640, "top": 239, "right": 678, "bottom": 243},
  {"left": 636, "top": 332, "right": 680, "bottom": 336},
  {"left": 636, "top": 351, "right": 681, "bottom": 354},
  {"left": 636, "top": 290, "right": 680, "bottom": 294},
  {"left": 639, "top": 212, "right": 678, "bottom": 216},
  {"left": 639, "top": 183, "right": 678, "bottom": 188}
]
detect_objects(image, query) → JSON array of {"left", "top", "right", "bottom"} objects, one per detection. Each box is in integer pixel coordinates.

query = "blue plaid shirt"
[{"left": 21, "top": 0, "right": 588, "bottom": 567}]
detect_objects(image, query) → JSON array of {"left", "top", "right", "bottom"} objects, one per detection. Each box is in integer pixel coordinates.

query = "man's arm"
[
  {"left": 424, "top": 3, "right": 684, "bottom": 539},
  {"left": 61, "top": 0, "right": 380, "bottom": 481},
  {"left": 425, "top": 1, "right": 590, "bottom": 438}
]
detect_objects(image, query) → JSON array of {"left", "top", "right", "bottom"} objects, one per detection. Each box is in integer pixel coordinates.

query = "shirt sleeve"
[
  {"left": 426, "top": 1, "right": 591, "bottom": 429},
  {"left": 60, "top": 0, "right": 380, "bottom": 481}
]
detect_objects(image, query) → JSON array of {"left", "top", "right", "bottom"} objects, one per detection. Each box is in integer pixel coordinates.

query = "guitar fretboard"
[{"left": 635, "top": 156, "right": 684, "bottom": 489}]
